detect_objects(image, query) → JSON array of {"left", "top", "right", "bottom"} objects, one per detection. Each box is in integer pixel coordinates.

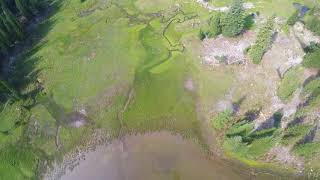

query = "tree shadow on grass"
[{"left": 0, "top": 0, "right": 63, "bottom": 134}]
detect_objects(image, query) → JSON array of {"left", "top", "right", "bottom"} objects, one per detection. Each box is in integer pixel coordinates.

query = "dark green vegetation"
[
  {"left": 212, "top": 110, "right": 277, "bottom": 161},
  {"left": 248, "top": 16, "right": 275, "bottom": 64},
  {"left": 220, "top": 0, "right": 245, "bottom": 37},
  {"left": 292, "top": 77, "right": 320, "bottom": 166},
  {"left": 304, "top": 6, "right": 320, "bottom": 36},
  {"left": 199, "top": 0, "right": 247, "bottom": 39},
  {"left": 302, "top": 7, "right": 320, "bottom": 69},
  {"left": 214, "top": 107, "right": 317, "bottom": 168},
  {"left": 0, "top": 0, "right": 47, "bottom": 54},
  {"left": 199, "top": 12, "right": 222, "bottom": 40},
  {"left": 303, "top": 43, "right": 320, "bottom": 69}
]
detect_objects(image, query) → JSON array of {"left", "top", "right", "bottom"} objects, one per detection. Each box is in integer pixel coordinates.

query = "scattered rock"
[
  {"left": 293, "top": 22, "right": 320, "bottom": 47},
  {"left": 67, "top": 112, "right": 89, "bottom": 128},
  {"left": 201, "top": 31, "right": 255, "bottom": 66},
  {"left": 196, "top": 0, "right": 255, "bottom": 12}
]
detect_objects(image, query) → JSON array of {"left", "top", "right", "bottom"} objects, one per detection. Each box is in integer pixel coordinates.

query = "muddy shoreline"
[{"left": 44, "top": 131, "right": 303, "bottom": 180}]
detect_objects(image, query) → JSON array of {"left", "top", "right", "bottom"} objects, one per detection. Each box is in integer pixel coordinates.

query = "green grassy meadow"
[{"left": 0, "top": 0, "right": 319, "bottom": 179}]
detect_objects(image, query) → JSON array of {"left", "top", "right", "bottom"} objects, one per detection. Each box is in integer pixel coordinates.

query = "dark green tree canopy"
[
  {"left": 220, "top": 0, "right": 245, "bottom": 37},
  {"left": 0, "top": 0, "right": 46, "bottom": 55}
]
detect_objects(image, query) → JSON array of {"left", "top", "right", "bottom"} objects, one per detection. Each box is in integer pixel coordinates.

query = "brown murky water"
[{"left": 58, "top": 131, "right": 281, "bottom": 180}]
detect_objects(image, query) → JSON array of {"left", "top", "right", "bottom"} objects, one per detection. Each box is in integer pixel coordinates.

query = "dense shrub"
[
  {"left": 224, "top": 119, "right": 279, "bottom": 159},
  {"left": 303, "top": 47, "right": 320, "bottom": 69},
  {"left": 287, "top": 9, "right": 300, "bottom": 26},
  {"left": 304, "top": 7, "right": 320, "bottom": 36},
  {"left": 198, "top": 12, "right": 222, "bottom": 40},
  {"left": 207, "top": 12, "right": 222, "bottom": 38},
  {"left": 198, "top": 29, "right": 207, "bottom": 41},
  {"left": 248, "top": 16, "right": 275, "bottom": 64},
  {"left": 0, "top": 0, "right": 47, "bottom": 54},
  {"left": 220, "top": 0, "right": 245, "bottom": 37}
]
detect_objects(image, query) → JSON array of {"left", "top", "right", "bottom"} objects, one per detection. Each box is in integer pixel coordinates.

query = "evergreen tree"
[
  {"left": 220, "top": 0, "right": 245, "bottom": 37},
  {"left": 0, "top": 0, "right": 47, "bottom": 54},
  {"left": 15, "top": 0, "right": 33, "bottom": 18},
  {"left": 208, "top": 12, "right": 222, "bottom": 38}
]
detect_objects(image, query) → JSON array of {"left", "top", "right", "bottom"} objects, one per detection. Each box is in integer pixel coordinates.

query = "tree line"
[{"left": 0, "top": 0, "right": 46, "bottom": 55}]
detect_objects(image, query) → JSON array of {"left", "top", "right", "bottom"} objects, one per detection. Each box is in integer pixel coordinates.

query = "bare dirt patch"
[{"left": 201, "top": 31, "right": 255, "bottom": 66}]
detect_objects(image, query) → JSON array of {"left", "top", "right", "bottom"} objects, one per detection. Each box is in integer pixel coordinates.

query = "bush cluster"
[
  {"left": 302, "top": 43, "right": 320, "bottom": 69},
  {"left": 248, "top": 17, "right": 275, "bottom": 64},
  {"left": 199, "top": 0, "right": 246, "bottom": 40},
  {"left": 304, "top": 7, "right": 320, "bottom": 36},
  {"left": 220, "top": 0, "right": 245, "bottom": 37},
  {"left": 207, "top": 12, "right": 222, "bottom": 38}
]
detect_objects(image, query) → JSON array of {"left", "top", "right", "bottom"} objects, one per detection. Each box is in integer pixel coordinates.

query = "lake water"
[{"left": 59, "top": 131, "right": 279, "bottom": 180}]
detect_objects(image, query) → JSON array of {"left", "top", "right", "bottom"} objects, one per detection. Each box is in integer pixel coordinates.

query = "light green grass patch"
[
  {"left": 135, "top": 0, "right": 176, "bottom": 13},
  {"left": 212, "top": 110, "right": 233, "bottom": 130},
  {"left": 294, "top": 142, "right": 320, "bottom": 159},
  {"left": 278, "top": 66, "right": 304, "bottom": 102}
]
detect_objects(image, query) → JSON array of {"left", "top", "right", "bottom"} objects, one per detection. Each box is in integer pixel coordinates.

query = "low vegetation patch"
[
  {"left": 211, "top": 110, "right": 232, "bottom": 130},
  {"left": 278, "top": 66, "right": 303, "bottom": 102},
  {"left": 294, "top": 142, "right": 320, "bottom": 159},
  {"left": 281, "top": 125, "right": 312, "bottom": 146}
]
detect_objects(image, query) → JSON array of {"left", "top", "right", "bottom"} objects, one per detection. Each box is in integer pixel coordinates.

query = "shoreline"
[{"left": 44, "top": 130, "right": 303, "bottom": 180}]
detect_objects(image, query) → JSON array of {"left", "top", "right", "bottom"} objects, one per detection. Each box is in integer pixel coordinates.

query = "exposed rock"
[
  {"left": 281, "top": 88, "right": 303, "bottom": 128},
  {"left": 272, "top": 33, "right": 305, "bottom": 78},
  {"left": 201, "top": 31, "right": 255, "bottom": 66},
  {"left": 293, "top": 22, "right": 320, "bottom": 47},
  {"left": 313, "top": 118, "right": 320, "bottom": 143},
  {"left": 215, "top": 89, "right": 234, "bottom": 113},
  {"left": 195, "top": 0, "right": 254, "bottom": 12},
  {"left": 67, "top": 112, "right": 89, "bottom": 128},
  {"left": 274, "top": 17, "right": 286, "bottom": 26},
  {"left": 184, "top": 78, "right": 196, "bottom": 92},
  {"left": 243, "top": 2, "right": 254, "bottom": 9},
  {"left": 299, "top": 125, "right": 318, "bottom": 144}
]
